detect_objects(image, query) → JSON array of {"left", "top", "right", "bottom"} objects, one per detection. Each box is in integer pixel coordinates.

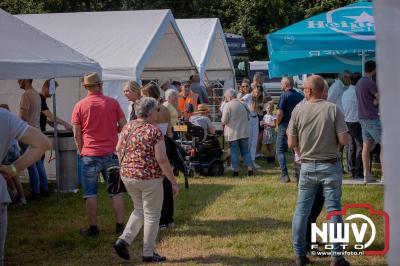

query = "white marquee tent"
[
  {"left": 176, "top": 18, "right": 235, "bottom": 89},
  {"left": 0, "top": 8, "right": 101, "bottom": 200},
  {"left": 0, "top": 9, "right": 101, "bottom": 80},
  {"left": 18, "top": 10, "right": 198, "bottom": 117},
  {"left": 0, "top": 7, "right": 101, "bottom": 122}
]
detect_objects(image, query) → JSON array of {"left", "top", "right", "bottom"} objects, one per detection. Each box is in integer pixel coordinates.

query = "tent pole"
[
  {"left": 361, "top": 50, "right": 366, "bottom": 74},
  {"left": 52, "top": 80, "right": 61, "bottom": 206}
]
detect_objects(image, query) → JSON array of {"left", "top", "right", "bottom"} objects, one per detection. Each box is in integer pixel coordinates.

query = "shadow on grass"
[
  {"left": 168, "top": 254, "right": 293, "bottom": 265},
  {"left": 174, "top": 217, "right": 291, "bottom": 237},
  {"left": 173, "top": 182, "right": 234, "bottom": 222}
]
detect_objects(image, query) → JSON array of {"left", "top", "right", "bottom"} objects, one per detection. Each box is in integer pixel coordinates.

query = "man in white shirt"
[
  {"left": 327, "top": 70, "right": 351, "bottom": 112},
  {"left": 341, "top": 72, "right": 363, "bottom": 179}
]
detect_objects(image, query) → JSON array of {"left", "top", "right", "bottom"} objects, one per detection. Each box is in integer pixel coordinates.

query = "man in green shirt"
[{"left": 288, "top": 75, "right": 350, "bottom": 266}]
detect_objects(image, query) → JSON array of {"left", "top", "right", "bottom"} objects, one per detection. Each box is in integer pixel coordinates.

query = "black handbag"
[
  {"left": 106, "top": 165, "right": 126, "bottom": 194},
  {"left": 106, "top": 125, "right": 137, "bottom": 194}
]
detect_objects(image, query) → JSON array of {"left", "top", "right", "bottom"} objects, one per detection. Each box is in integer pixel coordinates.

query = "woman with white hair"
[
  {"left": 163, "top": 89, "right": 180, "bottom": 128},
  {"left": 221, "top": 89, "right": 254, "bottom": 176},
  {"left": 114, "top": 97, "right": 179, "bottom": 263}
]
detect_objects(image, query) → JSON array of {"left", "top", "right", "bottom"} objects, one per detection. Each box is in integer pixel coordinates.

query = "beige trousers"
[{"left": 120, "top": 177, "right": 163, "bottom": 257}]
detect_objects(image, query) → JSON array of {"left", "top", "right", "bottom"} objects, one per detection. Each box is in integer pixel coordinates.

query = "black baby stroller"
[{"left": 175, "top": 121, "right": 224, "bottom": 176}]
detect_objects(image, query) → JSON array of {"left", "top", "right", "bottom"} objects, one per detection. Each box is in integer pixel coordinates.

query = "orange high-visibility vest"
[{"left": 178, "top": 91, "right": 199, "bottom": 114}]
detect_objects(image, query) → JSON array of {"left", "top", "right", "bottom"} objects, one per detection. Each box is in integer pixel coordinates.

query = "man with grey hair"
[
  {"left": 221, "top": 88, "right": 253, "bottom": 176},
  {"left": 327, "top": 70, "right": 351, "bottom": 112},
  {"left": 276, "top": 76, "right": 304, "bottom": 183},
  {"left": 220, "top": 88, "right": 237, "bottom": 113}
]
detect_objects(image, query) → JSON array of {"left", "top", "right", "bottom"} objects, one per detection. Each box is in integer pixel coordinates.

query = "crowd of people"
[{"left": 0, "top": 60, "right": 382, "bottom": 265}]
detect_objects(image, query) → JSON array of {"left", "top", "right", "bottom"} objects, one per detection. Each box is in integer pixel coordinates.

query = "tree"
[{"left": 1, "top": 0, "right": 356, "bottom": 60}]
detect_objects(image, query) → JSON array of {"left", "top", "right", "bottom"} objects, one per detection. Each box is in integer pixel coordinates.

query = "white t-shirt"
[
  {"left": 241, "top": 93, "right": 258, "bottom": 116},
  {"left": 327, "top": 79, "right": 347, "bottom": 113},
  {"left": 263, "top": 114, "right": 276, "bottom": 128}
]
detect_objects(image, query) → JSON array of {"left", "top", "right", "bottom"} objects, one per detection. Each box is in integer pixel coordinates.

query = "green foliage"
[
  {"left": 2, "top": 0, "right": 356, "bottom": 59},
  {"left": 0, "top": 0, "right": 44, "bottom": 14}
]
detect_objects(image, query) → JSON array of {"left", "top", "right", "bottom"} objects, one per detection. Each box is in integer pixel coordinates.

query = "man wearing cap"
[
  {"left": 178, "top": 81, "right": 199, "bottom": 119},
  {"left": 189, "top": 103, "right": 216, "bottom": 141},
  {"left": 71, "top": 72, "right": 127, "bottom": 237}
]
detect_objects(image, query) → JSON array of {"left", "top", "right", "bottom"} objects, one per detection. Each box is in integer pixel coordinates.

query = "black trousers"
[
  {"left": 160, "top": 178, "right": 174, "bottom": 225},
  {"left": 346, "top": 122, "right": 363, "bottom": 178},
  {"left": 305, "top": 184, "right": 325, "bottom": 249}
]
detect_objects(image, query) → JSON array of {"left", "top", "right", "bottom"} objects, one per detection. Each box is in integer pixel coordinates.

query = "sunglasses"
[{"left": 241, "top": 84, "right": 249, "bottom": 88}]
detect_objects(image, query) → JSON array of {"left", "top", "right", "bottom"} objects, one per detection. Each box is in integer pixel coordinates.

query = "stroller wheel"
[{"left": 209, "top": 161, "right": 224, "bottom": 176}]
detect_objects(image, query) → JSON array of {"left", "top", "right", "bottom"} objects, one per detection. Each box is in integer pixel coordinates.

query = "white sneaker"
[
  {"left": 253, "top": 162, "right": 262, "bottom": 169},
  {"left": 19, "top": 197, "right": 27, "bottom": 206}
]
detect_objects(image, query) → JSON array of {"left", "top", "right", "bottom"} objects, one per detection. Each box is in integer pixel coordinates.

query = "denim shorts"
[
  {"left": 359, "top": 119, "right": 381, "bottom": 144},
  {"left": 81, "top": 154, "right": 120, "bottom": 198}
]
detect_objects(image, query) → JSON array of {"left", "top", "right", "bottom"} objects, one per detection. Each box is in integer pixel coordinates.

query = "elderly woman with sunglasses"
[{"left": 113, "top": 97, "right": 179, "bottom": 263}]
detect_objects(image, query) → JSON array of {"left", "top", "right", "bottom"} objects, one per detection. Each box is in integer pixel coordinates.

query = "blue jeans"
[
  {"left": 81, "top": 154, "right": 119, "bottom": 198},
  {"left": 76, "top": 153, "right": 83, "bottom": 186},
  {"left": 248, "top": 116, "right": 259, "bottom": 162},
  {"left": 276, "top": 124, "right": 289, "bottom": 177},
  {"left": 359, "top": 118, "right": 381, "bottom": 144},
  {"left": 292, "top": 161, "right": 343, "bottom": 259},
  {"left": 20, "top": 143, "right": 49, "bottom": 194},
  {"left": 229, "top": 138, "right": 253, "bottom": 171}
]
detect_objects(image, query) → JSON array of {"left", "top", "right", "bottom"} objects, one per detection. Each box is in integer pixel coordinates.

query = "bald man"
[
  {"left": 276, "top": 76, "right": 304, "bottom": 182},
  {"left": 288, "top": 75, "right": 350, "bottom": 266},
  {"left": 327, "top": 70, "right": 351, "bottom": 113}
]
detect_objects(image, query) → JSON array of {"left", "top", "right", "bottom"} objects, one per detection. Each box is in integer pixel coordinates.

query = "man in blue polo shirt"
[{"left": 276, "top": 76, "right": 304, "bottom": 183}]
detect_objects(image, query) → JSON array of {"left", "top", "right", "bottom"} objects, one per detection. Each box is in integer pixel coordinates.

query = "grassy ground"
[{"left": 5, "top": 159, "right": 386, "bottom": 265}]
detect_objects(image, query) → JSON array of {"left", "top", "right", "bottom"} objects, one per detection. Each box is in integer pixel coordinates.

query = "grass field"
[{"left": 5, "top": 159, "right": 386, "bottom": 265}]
